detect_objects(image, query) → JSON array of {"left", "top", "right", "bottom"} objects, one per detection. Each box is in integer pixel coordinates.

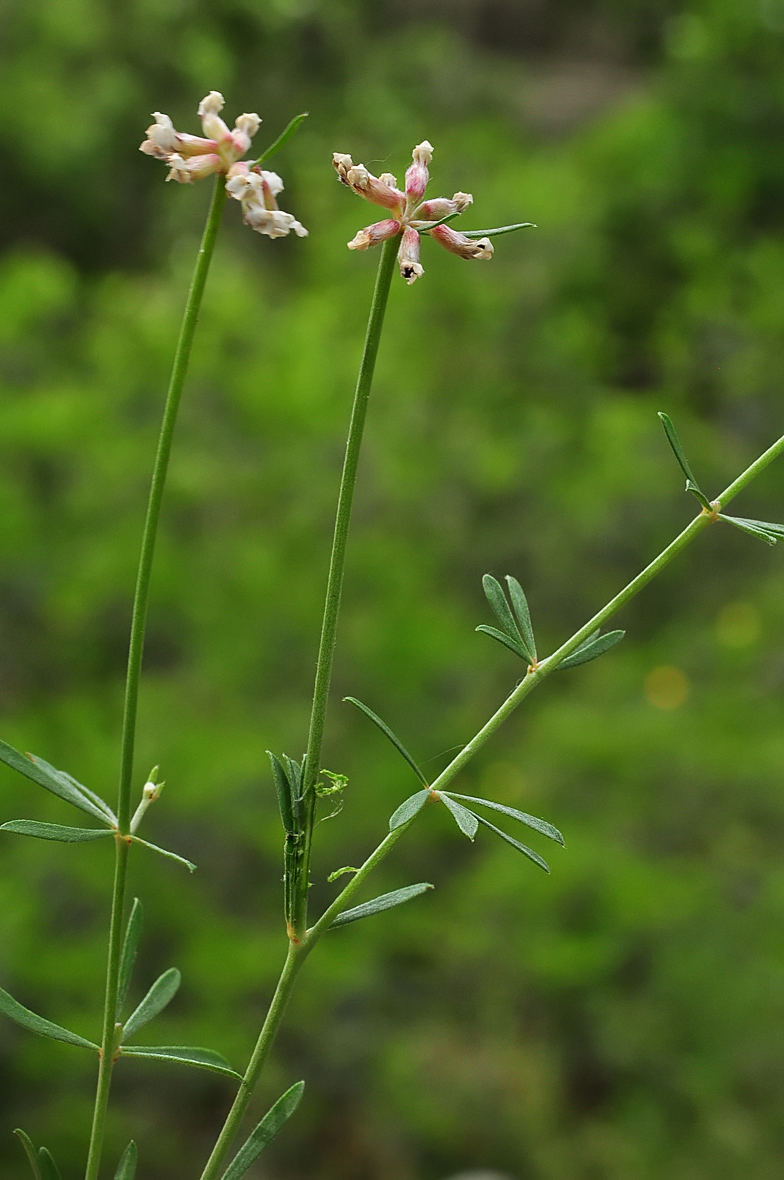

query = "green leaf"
[
  {"left": 330, "top": 883, "right": 434, "bottom": 928},
  {"left": 475, "top": 624, "right": 527, "bottom": 659},
  {"left": 268, "top": 751, "right": 295, "bottom": 833},
  {"left": 254, "top": 112, "right": 308, "bottom": 165},
  {"left": 686, "top": 480, "right": 712, "bottom": 510},
  {"left": 114, "top": 1142, "right": 137, "bottom": 1180},
  {"left": 482, "top": 574, "right": 530, "bottom": 657},
  {"left": 117, "top": 898, "right": 143, "bottom": 1018},
  {"left": 37, "top": 1148, "right": 62, "bottom": 1180},
  {"left": 719, "top": 514, "right": 783, "bottom": 545},
  {"left": 442, "top": 793, "right": 564, "bottom": 844},
  {"left": 344, "top": 697, "right": 428, "bottom": 785},
  {"left": 439, "top": 793, "right": 478, "bottom": 840},
  {"left": 389, "top": 789, "right": 431, "bottom": 830},
  {"left": 14, "top": 1130, "right": 43, "bottom": 1180},
  {"left": 474, "top": 814, "right": 550, "bottom": 872},
  {"left": 461, "top": 222, "right": 536, "bottom": 238},
  {"left": 726, "top": 516, "right": 784, "bottom": 537},
  {"left": 0, "top": 820, "right": 113, "bottom": 843},
  {"left": 119, "top": 1045, "right": 240, "bottom": 1079},
  {"left": 121, "top": 968, "right": 180, "bottom": 1042},
  {"left": 221, "top": 1081, "right": 305, "bottom": 1180},
  {"left": 557, "top": 629, "right": 625, "bottom": 670},
  {"left": 505, "top": 576, "right": 536, "bottom": 660},
  {"left": 0, "top": 984, "right": 98, "bottom": 1049},
  {"left": 658, "top": 412, "right": 702, "bottom": 492},
  {"left": 0, "top": 740, "right": 115, "bottom": 826},
  {"left": 131, "top": 836, "right": 196, "bottom": 872}
]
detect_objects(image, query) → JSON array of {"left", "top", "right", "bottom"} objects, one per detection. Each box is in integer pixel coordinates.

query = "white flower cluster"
[
  {"left": 141, "top": 92, "right": 307, "bottom": 240},
  {"left": 334, "top": 140, "right": 491, "bottom": 284}
]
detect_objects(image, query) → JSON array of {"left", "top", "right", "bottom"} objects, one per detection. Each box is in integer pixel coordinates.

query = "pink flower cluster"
[
  {"left": 333, "top": 141, "right": 493, "bottom": 284},
  {"left": 141, "top": 92, "right": 307, "bottom": 240}
]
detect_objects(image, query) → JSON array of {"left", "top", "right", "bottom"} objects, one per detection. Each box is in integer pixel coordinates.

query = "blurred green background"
[{"left": 2, "top": 1, "right": 784, "bottom": 1177}]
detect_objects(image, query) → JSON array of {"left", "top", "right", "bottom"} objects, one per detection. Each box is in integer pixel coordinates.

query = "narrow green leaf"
[
  {"left": 475, "top": 624, "right": 526, "bottom": 659},
  {"left": 119, "top": 1045, "right": 241, "bottom": 1079},
  {"left": 389, "top": 789, "right": 431, "bottom": 830},
  {"left": 0, "top": 984, "right": 98, "bottom": 1049},
  {"left": 27, "top": 755, "right": 117, "bottom": 824},
  {"left": 122, "top": 968, "right": 181, "bottom": 1043},
  {"left": 117, "top": 899, "right": 143, "bottom": 1019},
  {"left": 505, "top": 576, "right": 536, "bottom": 660},
  {"left": 131, "top": 836, "right": 196, "bottom": 872},
  {"left": 686, "top": 480, "right": 712, "bottom": 510},
  {"left": 439, "top": 793, "right": 478, "bottom": 840},
  {"left": 0, "top": 740, "right": 114, "bottom": 826},
  {"left": 344, "top": 697, "right": 428, "bottom": 786},
  {"left": 461, "top": 222, "right": 536, "bottom": 238},
  {"left": 281, "top": 755, "right": 304, "bottom": 818},
  {"left": 221, "top": 1081, "right": 305, "bottom": 1180},
  {"left": 658, "top": 412, "right": 702, "bottom": 492},
  {"left": 720, "top": 514, "right": 784, "bottom": 543},
  {"left": 718, "top": 514, "right": 777, "bottom": 545},
  {"left": 254, "top": 112, "right": 308, "bottom": 165},
  {"left": 330, "top": 883, "right": 434, "bottom": 928},
  {"left": 442, "top": 793, "right": 564, "bottom": 844},
  {"left": 268, "top": 751, "right": 294, "bottom": 833},
  {"left": 557, "top": 629, "right": 625, "bottom": 670},
  {"left": 482, "top": 574, "right": 529, "bottom": 656},
  {"left": 474, "top": 814, "right": 550, "bottom": 872},
  {"left": 14, "top": 1130, "right": 43, "bottom": 1180},
  {"left": 0, "top": 819, "right": 113, "bottom": 842},
  {"left": 114, "top": 1142, "right": 137, "bottom": 1180},
  {"left": 38, "top": 1148, "right": 62, "bottom": 1180},
  {"left": 727, "top": 516, "right": 784, "bottom": 537}
]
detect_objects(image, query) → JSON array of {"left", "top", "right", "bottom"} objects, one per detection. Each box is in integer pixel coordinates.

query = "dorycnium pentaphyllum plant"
[{"left": 2, "top": 93, "right": 784, "bottom": 1180}]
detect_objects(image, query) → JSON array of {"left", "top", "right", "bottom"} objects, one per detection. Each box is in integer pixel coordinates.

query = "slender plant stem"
[
  {"left": 83, "top": 837, "right": 129, "bottom": 1180},
  {"left": 197, "top": 941, "right": 307, "bottom": 1180},
  {"left": 294, "top": 235, "right": 399, "bottom": 937},
  {"left": 117, "top": 178, "right": 227, "bottom": 832},
  {"left": 426, "top": 424, "right": 784, "bottom": 796},
  {"left": 84, "top": 177, "right": 227, "bottom": 1180}
]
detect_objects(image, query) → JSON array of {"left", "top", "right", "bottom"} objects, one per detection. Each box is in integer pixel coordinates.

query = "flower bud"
[
  {"left": 347, "top": 219, "right": 402, "bottom": 251},
  {"left": 398, "top": 226, "right": 424, "bottom": 283},
  {"left": 165, "top": 152, "right": 223, "bottom": 183},
  {"left": 429, "top": 225, "right": 494, "bottom": 260},
  {"left": 413, "top": 192, "right": 473, "bottom": 221},
  {"left": 333, "top": 154, "right": 405, "bottom": 211},
  {"left": 231, "top": 112, "right": 261, "bottom": 157},
  {"left": 405, "top": 140, "right": 433, "bottom": 202},
  {"left": 140, "top": 113, "right": 178, "bottom": 158}
]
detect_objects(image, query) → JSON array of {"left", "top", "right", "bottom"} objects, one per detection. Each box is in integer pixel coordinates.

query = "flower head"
[
  {"left": 333, "top": 141, "right": 492, "bottom": 283},
  {"left": 141, "top": 92, "right": 307, "bottom": 240}
]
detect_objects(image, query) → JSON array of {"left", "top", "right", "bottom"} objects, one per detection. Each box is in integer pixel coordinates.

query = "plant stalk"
[
  {"left": 293, "top": 234, "right": 399, "bottom": 938},
  {"left": 427, "top": 425, "right": 784, "bottom": 796},
  {"left": 84, "top": 177, "right": 227, "bottom": 1180}
]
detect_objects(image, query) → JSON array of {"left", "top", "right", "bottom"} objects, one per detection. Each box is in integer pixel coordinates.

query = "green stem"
[
  {"left": 427, "top": 425, "right": 784, "bottom": 797},
  {"left": 84, "top": 177, "right": 227, "bottom": 1180},
  {"left": 196, "top": 811, "right": 419, "bottom": 1180},
  {"left": 197, "top": 941, "right": 307, "bottom": 1180},
  {"left": 294, "top": 235, "right": 399, "bottom": 937},
  {"left": 117, "top": 177, "right": 227, "bottom": 832},
  {"left": 84, "top": 838, "right": 129, "bottom": 1180}
]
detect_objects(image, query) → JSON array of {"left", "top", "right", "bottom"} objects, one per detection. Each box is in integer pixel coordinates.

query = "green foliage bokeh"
[{"left": 2, "top": 2, "right": 784, "bottom": 1177}]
